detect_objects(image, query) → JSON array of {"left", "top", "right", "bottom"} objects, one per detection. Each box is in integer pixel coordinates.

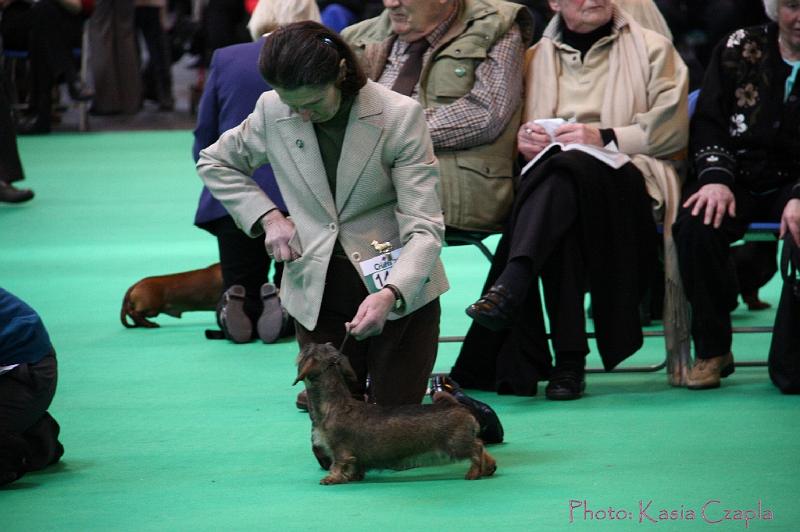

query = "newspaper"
[{"left": 521, "top": 118, "right": 631, "bottom": 175}]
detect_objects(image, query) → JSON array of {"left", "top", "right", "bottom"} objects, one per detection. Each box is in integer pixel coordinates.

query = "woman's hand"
[
  {"left": 780, "top": 198, "right": 800, "bottom": 248},
  {"left": 553, "top": 123, "right": 603, "bottom": 147},
  {"left": 260, "top": 209, "right": 299, "bottom": 262},
  {"left": 517, "top": 122, "right": 550, "bottom": 160},
  {"left": 683, "top": 183, "right": 736, "bottom": 228},
  {"left": 347, "top": 288, "right": 395, "bottom": 340}
]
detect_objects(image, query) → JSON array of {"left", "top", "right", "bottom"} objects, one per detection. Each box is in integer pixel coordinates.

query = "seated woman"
[
  {"left": 451, "top": 0, "right": 689, "bottom": 399},
  {"left": 672, "top": 0, "right": 800, "bottom": 390},
  {"left": 0, "top": 0, "right": 91, "bottom": 134}
]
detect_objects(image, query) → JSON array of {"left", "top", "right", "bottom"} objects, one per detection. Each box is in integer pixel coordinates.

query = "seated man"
[
  {"left": 0, "top": 287, "right": 63, "bottom": 486},
  {"left": 343, "top": 0, "right": 535, "bottom": 233},
  {"left": 673, "top": 0, "right": 800, "bottom": 389}
]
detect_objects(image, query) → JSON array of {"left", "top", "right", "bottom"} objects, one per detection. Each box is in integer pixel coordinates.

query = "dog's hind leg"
[
  {"left": 479, "top": 444, "right": 497, "bottom": 478},
  {"left": 465, "top": 441, "right": 496, "bottom": 480}
]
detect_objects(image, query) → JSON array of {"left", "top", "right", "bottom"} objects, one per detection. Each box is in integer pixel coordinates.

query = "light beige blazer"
[{"left": 197, "top": 80, "right": 449, "bottom": 330}]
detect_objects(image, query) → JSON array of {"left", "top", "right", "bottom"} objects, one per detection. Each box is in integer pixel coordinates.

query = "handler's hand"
[
  {"left": 347, "top": 289, "right": 395, "bottom": 340},
  {"left": 260, "top": 209, "right": 299, "bottom": 262},
  {"left": 517, "top": 122, "right": 550, "bottom": 161},
  {"left": 553, "top": 123, "right": 603, "bottom": 147},
  {"left": 780, "top": 198, "right": 800, "bottom": 248},
  {"left": 683, "top": 183, "right": 736, "bottom": 229}
]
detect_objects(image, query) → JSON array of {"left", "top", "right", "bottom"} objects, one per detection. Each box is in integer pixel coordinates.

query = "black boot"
[
  {"left": 16, "top": 114, "right": 51, "bottom": 135},
  {"left": 430, "top": 375, "right": 504, "bottom": 444},
  {"left": 545, "top": 353, "right": 586, "bottom": 400},
  {"left": 0, "top": 181, "right": 34, "bottom": 203}
]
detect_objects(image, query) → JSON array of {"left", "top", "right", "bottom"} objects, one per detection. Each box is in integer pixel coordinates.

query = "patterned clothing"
[
  {"left": 377, "top": 5, "right": 458, "bottom": 91},
  {"left": 691, "top": 23, "right": 800, "bottom": 200},
  {"left": 377, "top": 6, "right": 525, "bottom": 151}
]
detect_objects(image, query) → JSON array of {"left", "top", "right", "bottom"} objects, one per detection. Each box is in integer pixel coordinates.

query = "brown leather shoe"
[
  {"left": 465, "top": 284, "right": 517, "bottom": 331},
  {"left": 687, "top": 352, "right": 735, "bottom": 390}
]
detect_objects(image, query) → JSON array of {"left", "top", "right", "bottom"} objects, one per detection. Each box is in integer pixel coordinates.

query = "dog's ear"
[
  {"left": 293, "top": 356, "right": 317, "bottom": 386},
  {"left": 294, "top": 345, "right": 320, "bottom": 386}
]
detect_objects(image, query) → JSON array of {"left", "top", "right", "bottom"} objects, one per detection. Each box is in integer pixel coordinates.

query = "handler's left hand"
[
  {"left": 347, "top": 289, "right": 395, "bottom": 340},
  {"left": 781, "top": 198, "right": 800, "bottom": 248}
]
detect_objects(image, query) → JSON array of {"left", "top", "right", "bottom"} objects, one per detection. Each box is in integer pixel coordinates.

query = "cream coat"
[
  {"left": 523, "top": 7, "right": 691, "bottom": 383},
  {"left": 197, "top": 81, "right": 449, "bottom": 330}
]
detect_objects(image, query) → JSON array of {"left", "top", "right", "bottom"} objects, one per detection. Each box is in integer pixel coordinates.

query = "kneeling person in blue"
[{"left": 0, "top": 287, "right": 63, "bottom": 487}]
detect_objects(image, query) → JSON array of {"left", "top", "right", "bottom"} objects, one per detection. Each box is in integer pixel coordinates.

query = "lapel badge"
[
  {"left": 454, "top": 66, "right": 467, "bottom": 77},
  {"left": 371, "top": 240, "right": 393, "bottom": 255}
]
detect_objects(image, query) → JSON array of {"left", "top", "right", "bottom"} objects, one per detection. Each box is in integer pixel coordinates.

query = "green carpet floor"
[{"left": 1, "top": 131, "right": 797, "bottom": 531}]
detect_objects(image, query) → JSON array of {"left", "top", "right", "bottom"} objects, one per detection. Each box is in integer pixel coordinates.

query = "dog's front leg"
[{"left": 320, "top": 453, "right": 359, "bottom": 485}]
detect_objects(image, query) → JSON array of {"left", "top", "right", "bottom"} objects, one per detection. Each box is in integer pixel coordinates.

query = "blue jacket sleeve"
[{"left": 192, "top": 52, "right": 222, "bottom": 162}]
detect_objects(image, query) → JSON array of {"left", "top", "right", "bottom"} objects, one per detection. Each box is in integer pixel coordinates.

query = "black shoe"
[
  {"left": 465, "top": 284, "right": 516, "bottom": 331},
  {"left": 218, "top": 285, "right": 253, "bottom": 343},
  {"left": 430, "top": 375, "right": 504, "bottom": 444},
  {"left": 545, "top": 369, "right": 586, "bottom": 400},
  {"left": 67, "top": 80, "right": 94, "bottom": 102},
  {"left": 157, "top": 96, "right": 175, "bottom": 112},
  {"left": 16, "top": 115, "right": 50, "bottom": 135},
  {"left": 0, "top": 181, "right": 34, "bottom": 203}
]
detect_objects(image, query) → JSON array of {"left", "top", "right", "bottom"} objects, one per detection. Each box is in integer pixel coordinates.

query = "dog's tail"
[
  {"left": 121, "top": 284, "right": 137, "bottom": 328},
  {"left": 120, "top": 284, "right": 159, "bottom": 329},
  {"left": 432, "top": 390, "right": 459, "bottom": 406}
]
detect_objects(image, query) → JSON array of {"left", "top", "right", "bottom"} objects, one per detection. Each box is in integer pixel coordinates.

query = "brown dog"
[
  {"left": 294, "top": 343, "right": 497, "bottom": 485},
  {"left": 120, "top": 263, "right": 223, "bottom": 328}
]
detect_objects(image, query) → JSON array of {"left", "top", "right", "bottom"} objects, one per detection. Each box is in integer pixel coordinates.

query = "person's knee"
[{"left": 674, "top": 211, "right": 722, "bottom": 251}]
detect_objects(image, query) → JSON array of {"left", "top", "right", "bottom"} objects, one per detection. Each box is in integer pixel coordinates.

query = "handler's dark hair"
[{"left": 259, "top": 21, "right": 367, "bottom": 97}]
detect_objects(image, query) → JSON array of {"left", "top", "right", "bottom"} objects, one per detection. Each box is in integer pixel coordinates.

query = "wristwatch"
[{"left": 384, "top": 284, "right": 404, "bottom": 311}]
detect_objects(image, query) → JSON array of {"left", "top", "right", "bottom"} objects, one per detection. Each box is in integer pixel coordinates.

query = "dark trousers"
[
  {"left": 673, "top": 180, "right": 796, "bottom": 359},
  {"left": 0, "top": 63, "right": 25, "bottom": 183},
  {"left": 507, "top": 172, "right": 590, "bottom": 356},
  {"left": 0, "top": 352, "right": 62, "bottom": 470},
  {"left": 732, "top": 241, "right": 778, "bottom": 296},
  {"left": 202, "top": 0, "right": 249, "bottom": 66},
  {"left": 295, "top": 256, "right": 440, "bottom": 406},
  {"left": 205, "top": 215, "right": 281, "bottom": 323},
  {"left": 88, "top": 0, "right": 142, "bottom": 114},
  {"left": 135, "top": 6, "right": 173, "bottom": 107},
  {"left": 0, "top": 0, "right": 83, "bottom": 125}
]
